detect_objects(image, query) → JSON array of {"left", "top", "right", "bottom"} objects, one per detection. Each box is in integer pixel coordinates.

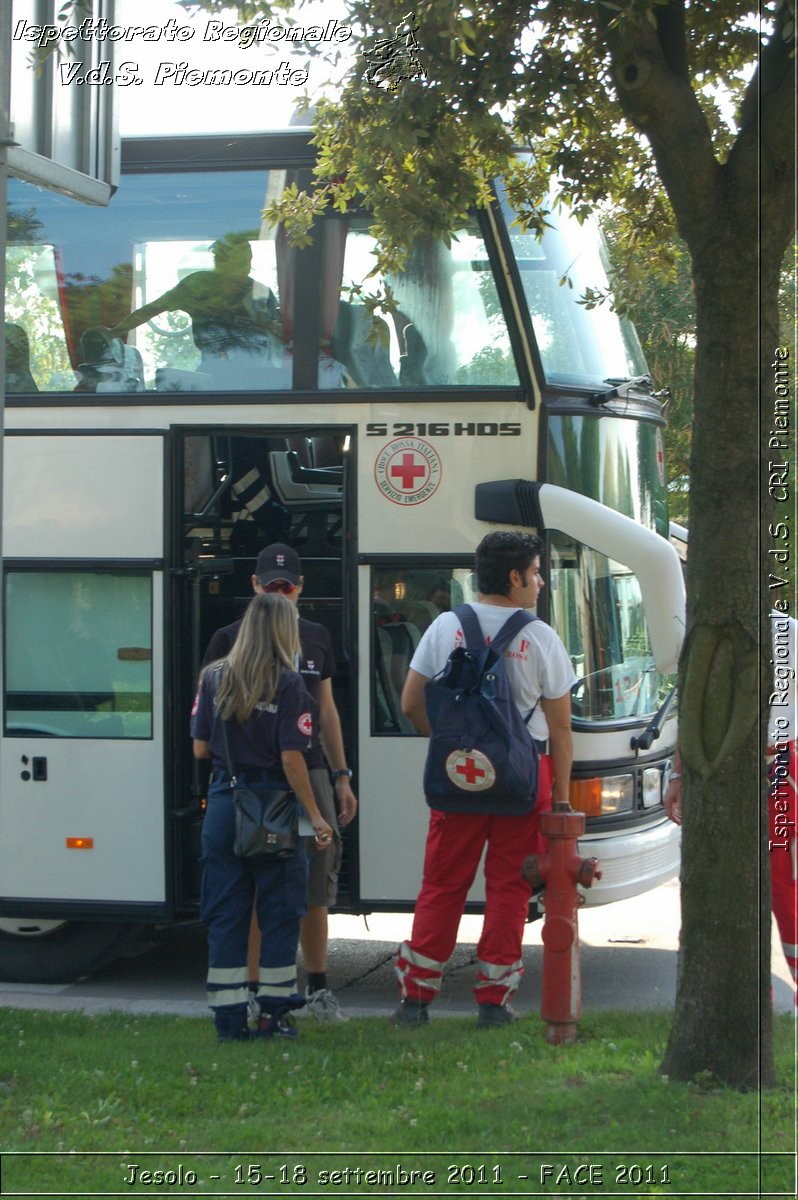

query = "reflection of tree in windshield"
[
  {"left": 8, "top": 206, "right": 43, "bottom": 243},
  {"left": 455, "top": 269, "right": 518, "bottom": 384},
  {"left": 61, "top": 263, "right": 134, "bottom": 347}
]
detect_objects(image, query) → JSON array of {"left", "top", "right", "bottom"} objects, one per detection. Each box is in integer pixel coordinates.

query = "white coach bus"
[{"left": 0, "top": 130, "right": 683, "bottom": 981}]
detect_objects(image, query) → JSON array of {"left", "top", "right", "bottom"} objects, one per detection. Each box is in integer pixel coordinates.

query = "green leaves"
[{"left": 263, "top": 181, "right": 326, "bottom": 249}]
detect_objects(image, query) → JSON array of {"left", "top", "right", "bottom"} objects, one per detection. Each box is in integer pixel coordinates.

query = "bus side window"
[
  {"left": 4, "top": 571, "right": 153, "bottom": 740},
  {"left": 369, "top": 565, "right": 478, "bottom": 735}
]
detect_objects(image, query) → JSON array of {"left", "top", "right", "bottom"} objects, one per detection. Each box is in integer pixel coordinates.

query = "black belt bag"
[{"left": 220, "top": 719, "right": 298, "bottom": 861}]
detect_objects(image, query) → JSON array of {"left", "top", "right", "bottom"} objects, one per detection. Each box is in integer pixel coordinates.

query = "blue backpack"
[{"left": 423, "top": 604, "right": 540, "bottom": 814}]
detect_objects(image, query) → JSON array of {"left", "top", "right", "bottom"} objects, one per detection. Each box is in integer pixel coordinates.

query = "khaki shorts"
[{"left": 305, "top": 767, "right": 342, "bottom": 908}]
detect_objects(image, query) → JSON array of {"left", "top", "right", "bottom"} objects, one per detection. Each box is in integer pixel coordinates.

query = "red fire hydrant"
[{"left": 522, "top": 802, "right": 601, "bottom": 1045}]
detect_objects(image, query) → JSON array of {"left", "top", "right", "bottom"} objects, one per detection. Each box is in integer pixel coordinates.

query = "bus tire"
[{"left": 0, "top": 919, "right": 139, "bottom": 983}]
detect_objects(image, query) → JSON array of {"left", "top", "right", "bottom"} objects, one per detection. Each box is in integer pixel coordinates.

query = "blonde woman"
[{"left": 191, "top": 593, "right": 333, "bottom": 1042}]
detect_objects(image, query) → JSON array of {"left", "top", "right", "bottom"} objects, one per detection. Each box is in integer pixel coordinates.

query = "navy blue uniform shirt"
[
  {"left": 191, "top": 665, "right": 313, "bottom": 773},
  {"left": 202, "top": 616, "right": 333, "bottom": 769}
]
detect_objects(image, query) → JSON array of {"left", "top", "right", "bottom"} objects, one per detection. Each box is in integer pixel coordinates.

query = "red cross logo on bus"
[
  {"left": 374, "top": 436, "right": 442, "bottom": 506},
  {"left": 390, "top": 452, "right": 428, "bottom": 491},
  {"left": 445, "top": 748, "right": 496, "bottom": 791}
]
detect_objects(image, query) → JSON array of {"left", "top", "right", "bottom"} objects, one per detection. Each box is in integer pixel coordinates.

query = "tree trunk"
[{"left": 660, "top": 220, "right": 777, "bottom": 1087}]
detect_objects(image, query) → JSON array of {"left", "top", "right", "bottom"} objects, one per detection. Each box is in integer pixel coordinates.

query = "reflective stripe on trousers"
[
  {"left": 474, "top": 958, "right": 524, "bottom": 1001},
  {"left": 395, "top": 941, "right": 444, "bottom": 999}
]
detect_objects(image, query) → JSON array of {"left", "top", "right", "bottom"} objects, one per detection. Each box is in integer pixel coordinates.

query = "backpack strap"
[
  {"left": 491, "top": 608, "right": 537, "bottom": 656},
  {"left": 454, "top": 604, "right": 537, "bottom": 657},
  {"left": 454, "top": 605, "right": 539, "bottom": 726},
  {"left": 492, "top": 610, "right": 539, "bottom": 726},
  {"left": 454, "top": 604, "right": 486, "bottom": 653}
]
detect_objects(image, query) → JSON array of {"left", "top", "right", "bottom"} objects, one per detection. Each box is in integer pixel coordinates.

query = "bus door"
[
  {"left": 0, "top": 434, "right": 166, "bottom": 915},
  {"left": 173, "top": 426, "right": 356, "bottom": 905},
  {"left": 357, "top": 558, "right": 484, "bottom": 909}
]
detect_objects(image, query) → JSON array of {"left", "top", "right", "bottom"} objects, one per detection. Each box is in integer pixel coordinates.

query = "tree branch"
[
  {"left": 754, "top": 14, "right": 795, "bottom": 180},
  {"left": 653, "top": 0, "right": 690, "bottom": 81},
  {"left": 727, "top": 14, "right": 795, "bottom": 259},
  {"left": 594, "top": 4, "right": 720, "bottom": 249}
]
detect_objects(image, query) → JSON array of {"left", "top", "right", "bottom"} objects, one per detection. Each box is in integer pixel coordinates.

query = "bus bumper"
[{"left": 577, "top": 817, "right": 680, "bottom": 906}]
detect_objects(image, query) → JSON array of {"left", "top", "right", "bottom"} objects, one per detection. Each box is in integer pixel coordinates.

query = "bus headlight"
[
  {"left": 570, "top": 774, "right": 634, "bottom": 816},
  {"left": 642, "top": 767, "right": 663, "bottom": 808}
]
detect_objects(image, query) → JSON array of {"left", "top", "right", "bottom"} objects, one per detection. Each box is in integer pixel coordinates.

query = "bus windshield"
[{"left": 498, "top": 163, "right": 648, "bottom": 388}]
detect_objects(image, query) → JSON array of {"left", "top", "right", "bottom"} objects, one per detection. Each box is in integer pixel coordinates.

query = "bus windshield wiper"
[
  {"left": 590, "top": 374, "right": 654, "bottom": 404},
  {"left": 630, "top": 684, "right": 678, "bottom": 752}
]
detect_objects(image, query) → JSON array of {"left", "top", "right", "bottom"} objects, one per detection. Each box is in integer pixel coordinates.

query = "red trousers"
[
  {"left": 769, "top": 742, "right": 797, "bottom": 1003},
  {"left": 396, "top": 756, "right": 553, "bottom": 1007}
]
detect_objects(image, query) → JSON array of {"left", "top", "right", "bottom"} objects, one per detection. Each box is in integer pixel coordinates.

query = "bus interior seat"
[
  {"left": 268, "top": 450, "right": 343, "bottom": 508},
  {"left": 332, "top": 301, "right": 397, "bottom": 388},
  {"left": 75, "top": 327, "right": 145, "bottom": 393},
  {"left": 284, "top": 434, "right": 345, "bottom": 467},
  {"left": 266, "top": 450, "right": 342, "bottom": 550},
  {"left": 156, "top": 367, "right": 212, "bottom": 391},
  {"left": 5, "top": 323, "right": 38, "bottom": 393},
  {"left": 404, "top": 599, "right": 439, "bottom": 632},
  {"left": 375, "top": 626, "right": 417, "bottom": 735},
  {"left": 373, "top": 606, "right": 422, "bottom": 734},
  {"left": 184, "top": 435, "right": 291, "bottom": 556},
  {"left": 284, "top": 436, "right": 314, "bottom": 468},
  {"left": 184, "top": 435, "right": 217, "bottom": 515},
  {"left": 307, "top": 434, "right": 345, "bottom": 468}
]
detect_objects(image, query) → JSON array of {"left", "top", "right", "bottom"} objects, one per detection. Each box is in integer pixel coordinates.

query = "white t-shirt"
[
  {"left": 409, "top": 602, "right": 577, "bottom": 741},
  {"left": 769, "top": 612, "right": 797, "bottom": 744}
]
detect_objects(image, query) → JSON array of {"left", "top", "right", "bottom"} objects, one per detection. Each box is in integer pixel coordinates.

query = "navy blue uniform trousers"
[{"left": 201, "top": 776, "right": 308, "bottom": 1039}]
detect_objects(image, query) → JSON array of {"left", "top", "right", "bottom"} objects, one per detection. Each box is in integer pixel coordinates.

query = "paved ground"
[{"left": 0, "top": 879, "right": 794, "bottom": 1020}]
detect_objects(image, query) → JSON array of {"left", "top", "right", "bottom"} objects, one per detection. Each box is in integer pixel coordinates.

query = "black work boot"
[
  {"left": 214, "top": 1003, "right": 250, "bottom": 1042},
  {"left": 477, "top": 1002, "right": 519, "bottom": 1028},
  {"left": 390, "top": 998, "right": 430, "bottom": 1027}
]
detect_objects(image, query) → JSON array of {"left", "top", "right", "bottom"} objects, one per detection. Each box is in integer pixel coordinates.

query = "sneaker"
[
  {"left": 477, "top": 1003, "right": 519, "bottom": 1028},
  {"left": 390, "top": 998, "right": 430, "bottom": 1027},
  {"left": 254, "top": 1010, "right": 299, "bottom": 1040},
  {"left": 246, "top": 991, "right": 261, "bottom": 1032},
  {"left": 305, "top": 987, "right": 349, "bottom": 1023}
]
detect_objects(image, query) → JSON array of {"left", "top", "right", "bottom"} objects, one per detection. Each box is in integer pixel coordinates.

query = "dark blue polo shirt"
[
  {"left": 191, "top": 665, "right": 313, "bottom": 774},
  {"left": 202, "top": 616, "right": 333, "bottom": 769}
]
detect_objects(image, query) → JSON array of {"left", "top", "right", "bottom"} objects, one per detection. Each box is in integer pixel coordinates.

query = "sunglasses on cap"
[{"left": 261, "top": 579, "right": 298, "bottom": 594}]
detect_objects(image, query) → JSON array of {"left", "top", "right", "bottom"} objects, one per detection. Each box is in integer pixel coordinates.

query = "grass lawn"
[{"left": 0, "top": 1008, "right": 794, "bottom": 1197}]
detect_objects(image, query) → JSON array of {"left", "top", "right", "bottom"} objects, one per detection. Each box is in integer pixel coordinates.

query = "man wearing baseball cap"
[{"left": 202, "top": 543, "right": 357, "bottom": 1021}]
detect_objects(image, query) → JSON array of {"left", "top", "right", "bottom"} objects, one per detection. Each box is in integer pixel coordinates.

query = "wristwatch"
[{"left": 332, "top": 768, "right": 353, "bottom": 781}]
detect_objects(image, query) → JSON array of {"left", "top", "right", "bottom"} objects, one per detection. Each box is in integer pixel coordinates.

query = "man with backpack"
[{"left": 394, "top": 530, "right": 576, "bottom": 1027}]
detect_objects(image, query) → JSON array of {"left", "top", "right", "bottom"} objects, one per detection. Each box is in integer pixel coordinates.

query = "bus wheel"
[{"left": 0, "top": 919, "right": 139, "bottom": 983}]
